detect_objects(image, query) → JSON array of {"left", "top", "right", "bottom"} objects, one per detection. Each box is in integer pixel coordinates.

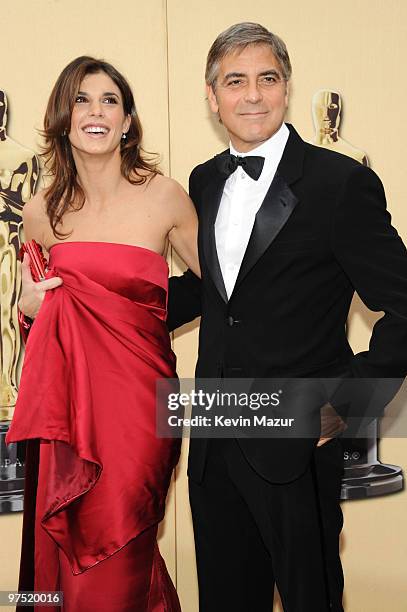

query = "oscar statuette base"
[
  {"left": 340, "top": 420, "right": 404, "bottom": 500},
  {"left": 0, "top": 422, "right": 24, "bottom": 513},
  {"left": 341, "top": 461, "right": 403, "bottom": 500}
]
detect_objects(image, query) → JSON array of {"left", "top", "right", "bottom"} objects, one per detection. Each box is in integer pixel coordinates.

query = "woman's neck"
[{"left": 73, "top": 149, "right": 126, "bottom": 209}]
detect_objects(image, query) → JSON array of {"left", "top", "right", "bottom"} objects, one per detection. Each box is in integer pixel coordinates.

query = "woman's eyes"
[{"left": 75, "top": 96, "right": 118, "bottom": 104}]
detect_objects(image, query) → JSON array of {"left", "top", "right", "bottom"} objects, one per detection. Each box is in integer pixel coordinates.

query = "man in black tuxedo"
[{"left": 167, "top": 22, "right": 407, "bottom": 612}]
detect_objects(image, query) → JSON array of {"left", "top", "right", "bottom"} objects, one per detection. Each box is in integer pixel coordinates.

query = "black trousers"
[{"left": 189, "top": 437, "right": 344, "bottom": 612}]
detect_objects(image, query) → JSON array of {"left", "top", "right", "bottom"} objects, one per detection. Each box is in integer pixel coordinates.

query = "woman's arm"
[
  {"left": 166, "top": 181, "right": 201, "bottom": 278},
  {"left": 18, "top": 192, "right": 63, "bottom": 319}
]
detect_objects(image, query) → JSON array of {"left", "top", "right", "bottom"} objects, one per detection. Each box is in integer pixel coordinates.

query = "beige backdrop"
[{"left": 1, "top": 1, "right": 406, "bottom": 611}]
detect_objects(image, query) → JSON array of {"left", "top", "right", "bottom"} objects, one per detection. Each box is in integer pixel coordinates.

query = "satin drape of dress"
[{"left": 7, "top": 241, "right": 182, "bottom": 612}]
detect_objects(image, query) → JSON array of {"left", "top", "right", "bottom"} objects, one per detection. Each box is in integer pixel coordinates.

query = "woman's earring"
[{"left": 122, "top": 133, "right": 127, "bottom": 140}]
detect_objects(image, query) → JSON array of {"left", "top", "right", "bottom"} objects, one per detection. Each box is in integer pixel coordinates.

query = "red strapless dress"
[{"left": 6, "top": 242, "right": 182, "bottom": 612}]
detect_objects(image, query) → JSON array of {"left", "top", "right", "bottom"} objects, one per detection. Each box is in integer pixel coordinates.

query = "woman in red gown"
[{"left": 6, "top": 56, "right": 200, "bottom": 611}]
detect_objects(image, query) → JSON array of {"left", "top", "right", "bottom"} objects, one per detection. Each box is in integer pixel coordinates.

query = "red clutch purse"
[{"left": 18, "top": 240, "right": 49, "bottom": 343}]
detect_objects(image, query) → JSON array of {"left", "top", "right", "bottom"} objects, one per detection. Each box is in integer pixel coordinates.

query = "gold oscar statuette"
[
  {"left": 0, "top": 89, "right": 39, "bottom": 512},
  {"left": 312, "top": 89, "right": 369, "bottom": 166},
  {"left": 311, "top": 88, "right": 403, "bottom": 499}
]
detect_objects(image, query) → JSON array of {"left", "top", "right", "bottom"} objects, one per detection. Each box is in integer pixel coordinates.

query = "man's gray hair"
[{"left": 205, "top": 22, "right": 292, "bottom": 89}]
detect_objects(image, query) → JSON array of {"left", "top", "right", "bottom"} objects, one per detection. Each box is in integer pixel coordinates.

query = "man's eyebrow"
[
  {"left": 258, "top": 69, "right": 282, "bottom": 77},
  {"left": 222, "top": 68, "right": 282, "bottom": 81},
  {"left": 222, "top": 72, "right": 246, "bottom": 81}
]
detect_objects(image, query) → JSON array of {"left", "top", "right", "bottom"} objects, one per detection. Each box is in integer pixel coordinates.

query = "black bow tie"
[{"left": 215, "top": 152, "right": 265, "bottom": 181}]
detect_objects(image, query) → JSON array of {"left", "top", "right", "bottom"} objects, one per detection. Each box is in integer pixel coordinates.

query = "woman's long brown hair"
[{"left": 41, "top": 56, "right": 161, "bottom": 239}]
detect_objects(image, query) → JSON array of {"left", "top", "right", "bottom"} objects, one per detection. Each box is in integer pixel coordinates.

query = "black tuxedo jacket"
[{"left": 168, "top": 123, "right": 407, "bottom": 483}]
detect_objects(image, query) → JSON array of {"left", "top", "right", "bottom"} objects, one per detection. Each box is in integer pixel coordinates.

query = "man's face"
[{"left": 207, "top": 44, "right": 289, "bottom": 153}]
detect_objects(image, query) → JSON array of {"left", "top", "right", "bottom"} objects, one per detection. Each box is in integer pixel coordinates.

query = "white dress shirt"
[{"left": 215, "top": 122, "right": 290, "bottom": 299}]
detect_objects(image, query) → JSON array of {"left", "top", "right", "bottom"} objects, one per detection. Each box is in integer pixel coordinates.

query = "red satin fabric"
[{"left": 7, "top": 242, "right": 182, "bottom": 611}]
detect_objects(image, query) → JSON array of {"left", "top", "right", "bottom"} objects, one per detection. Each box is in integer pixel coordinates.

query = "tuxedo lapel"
[
  {"left": 200, "top": 171, "right": 228, "bottom": 303},
  {"left": 231, "top": 124, "right": 304, "bottom": 296},
  {"left": 232, "top": 174, "right": 299, "bottom": 293}
]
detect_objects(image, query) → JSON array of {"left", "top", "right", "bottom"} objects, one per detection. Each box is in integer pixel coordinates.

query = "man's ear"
[
  {"left": 284, "top": 80, "right": 290, "bottom": 109},
  {"left": 206, "top": 84, "right": 219, "bottom": 114}
]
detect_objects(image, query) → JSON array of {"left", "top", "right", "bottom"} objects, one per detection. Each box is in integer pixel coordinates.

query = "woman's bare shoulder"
[
  {"left": 22, "top": 189, "right": 50, "bottom": 244},
  {"left": 149, "top": 174, "right": 190, "bottom": 202},
  {"left": 22, "top": 189, "right": 48, "bottom": 222}
]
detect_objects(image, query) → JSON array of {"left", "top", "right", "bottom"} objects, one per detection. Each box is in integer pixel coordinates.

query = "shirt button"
[{"left": 227, "top": 316, "right": 242, "bottom": 326}]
